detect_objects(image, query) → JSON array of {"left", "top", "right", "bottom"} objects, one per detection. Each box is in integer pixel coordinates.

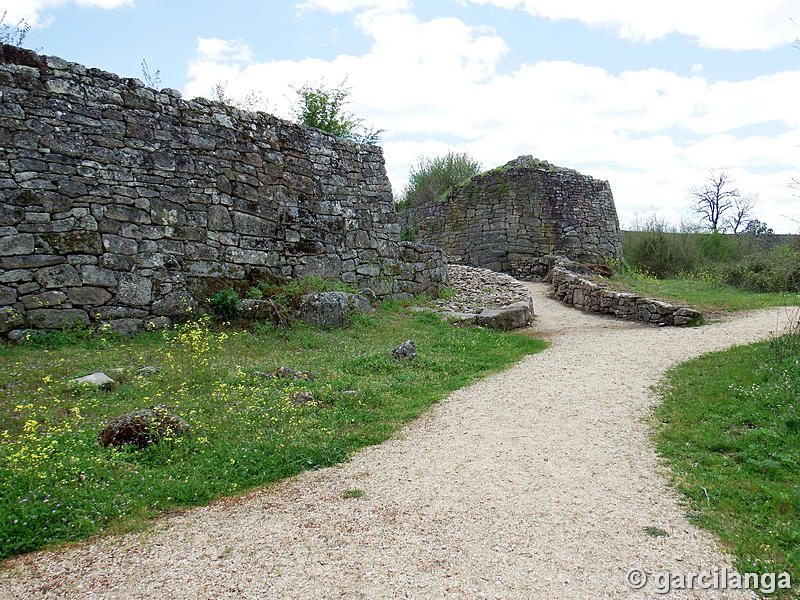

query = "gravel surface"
[
  {"left": 3, "top": 283, "right": 796, "bottom": 599},
  {"left": 432, "top": 264, "right": 530, "bottom": 314}
]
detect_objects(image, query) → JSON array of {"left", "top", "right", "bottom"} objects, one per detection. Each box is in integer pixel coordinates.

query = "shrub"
[
  {"left": 398, "top": 152, "right": 482, "bottom": 210},
  {"left": 622, "top": 230, "right": 700, "bottom": 278},
  {"left": 695, "top": 231, "right": 743, "bottom": 263},
  {"left": 256, "top": 275, "right": 358, "bottom": 309},
  {"left": 714, "top": 244, "right": 800, "bottom": 293},
  {"left": 293, "top": 80, "right": 382, "bottom": 145},
  {"left": 209, "top": 288, "right": 241, "bottom": 318}
]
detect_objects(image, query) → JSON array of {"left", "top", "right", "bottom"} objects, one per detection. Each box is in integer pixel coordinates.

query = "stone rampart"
[
  {"left": 401, "top": 156, "right": 623, "bottom": 278},
  {"left": 0, "top": 44, "right": 446, "bottom": 335}
]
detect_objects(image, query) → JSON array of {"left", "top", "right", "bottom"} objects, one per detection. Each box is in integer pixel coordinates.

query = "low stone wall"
[{"left": 535, "top": 255, "right": 701, "bottom": 326}]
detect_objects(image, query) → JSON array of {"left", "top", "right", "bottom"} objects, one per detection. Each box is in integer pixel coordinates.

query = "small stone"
[
  {"left": 7, "top": 329, "right": 35, "bottom": 342},
  {"left": 1, "top": 307, "right": 25, "bottom": 333},
  {"left": 288, "top": 391, "right": 315, "bottom": 406},
  {"left": 97, "top": 406, "right": 190, "bottom": 448},
  {"left": 389, "top": 340, "right": 417, "bottom": 360},
  {"left": 136, "top": 366, "right": 160, "bottom": 377},
  {"left": 269, "top": 366, "right": 315, "bottom": 381},
  {"left": 73, "top": 371, "right": 115, "bottom": 389}
]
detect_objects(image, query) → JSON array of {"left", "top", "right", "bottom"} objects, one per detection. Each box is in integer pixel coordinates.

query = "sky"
[{"left": 7, "top": 0, "right": 800, "bottom": 232}]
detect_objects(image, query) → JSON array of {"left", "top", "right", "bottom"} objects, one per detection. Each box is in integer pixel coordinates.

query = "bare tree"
[
  {"left": 690, "top": 170, "right": 740, "bottom": 232},
  {"left": 727, "top": 192, "right": 757, "bottom": 233}
]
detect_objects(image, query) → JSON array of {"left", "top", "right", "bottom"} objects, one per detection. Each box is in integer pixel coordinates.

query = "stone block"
[
  {"left": 67, "top": 286, "right": 113, "bottom": 306},
  {"left": 27, "top": 308, "right": 90, "bottom": 329},
  {"left": 35, "top": 264, "right": 82, "bottom": 288},
  {"left": 20, "top": 290, "right": 67, "bottom": 309},
  {"left": 117, "top": 273, "right": 152, "bottom": 305},
  {"left": 0, "top": 284, "right": 16, "bottom": 305},
  {"left": 80, "top": 265, "right": 118, "bottom": 287},
  {"left": 0, "top": 233, "right": 35, "bottom": 256},
  {"left": 208, "top": 205, "right": 232, "bottom": 231},
  {"left": 102, "top": 234, "right": 138, "bottom": 255},
  {"left": 298, "top": 291, "right": 372, "bottom": 327},
  {"left": 0, "top": 306, "right": 24, "bottom": 332},
  {"left": 101, "top": 318, "right": 143, "bottom": 337},
  {"left": 40, "top": 231, "right": 103, "bottom": 254}
]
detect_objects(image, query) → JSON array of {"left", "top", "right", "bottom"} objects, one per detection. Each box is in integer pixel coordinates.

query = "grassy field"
[
  {"left": 652, "top": 319, "right": 800, "bottom": 598},
  {"left": 610, "top": 270, "right": 800, "bottom": 313},
  {"left": 0, "top": 305, "right": 546, "bottom": 560}
]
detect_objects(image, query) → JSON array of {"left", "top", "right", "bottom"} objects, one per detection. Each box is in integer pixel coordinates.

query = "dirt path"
[{"left": 3, "top": 284, "right": 795, "bottom": 599}]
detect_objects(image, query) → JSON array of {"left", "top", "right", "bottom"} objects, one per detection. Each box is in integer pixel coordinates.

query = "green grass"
[
  {"left": 652, "top": 331, "right": 800, "bottom": 598},
  {"left": 0, "top": 307, "right": 545, "bottom": 560},
  {"left": 610, "top": 270, "right": 800, "bottom": 313},
  {"left": 342, "top": 489, "right": 365, "bottom": 499}
]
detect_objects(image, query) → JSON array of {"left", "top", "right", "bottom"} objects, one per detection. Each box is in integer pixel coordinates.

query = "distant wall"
[
  {"left": 401, "top": 156, "right": 623, "bottom": 279},
  {"left": 0, "top": 44, "right": 446, "bottom": 335}
]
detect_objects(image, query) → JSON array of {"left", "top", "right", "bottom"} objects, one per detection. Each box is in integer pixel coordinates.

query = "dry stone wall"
[
  {"left": 535, "top": 255, "right": 702, "bottom": 326},
  {"left": 0, "top": 44, "right": 446, "bottom": 335},
  {"left": 401, "top": 156, "right": 623, "bottom": 278}
]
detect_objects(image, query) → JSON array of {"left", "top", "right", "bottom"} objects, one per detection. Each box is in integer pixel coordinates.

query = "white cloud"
[
  {"left": 468, "top": 0, "right": 798, "bottom": 50},
  {"left": 184, "top": 11, "right": 800, "bottom": 232},
  {"left": 296, "top": 0, "right": 410, "bottom": 13},
  {"left": 3, "top": 0, "right": 133, "bottom": 27},
  {"left": 195, "top": 38, "right": 253, "bottom": 63}
]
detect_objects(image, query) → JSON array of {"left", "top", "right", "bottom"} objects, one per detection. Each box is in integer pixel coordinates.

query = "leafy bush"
[
  {"left": 293, "top": 81, "right": 382, "bottom": 145},
  {"left": 209, "top": 288, "right": 241, "bottom": 318},
  {"left": 712, "top": 245, "right": 800, "bottom": 293},
  {"left": 397, "top": 152, "right": 482, "bottom": 210},
  {"left": 622, "top": 229, "right": 701, "bottom": 278},
  {"left": 694, "top": 231, "right": 743, "bottom": 263},
  {"left": 255, "top": 275, "right": 358, "bottom": 309},
  {"left": 622, "top": 222, "right": 799, "bottom": 293}
]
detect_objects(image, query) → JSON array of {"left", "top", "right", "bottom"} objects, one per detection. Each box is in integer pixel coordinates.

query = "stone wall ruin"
[
  {"left": 401, "top": 156, "right": 623, "bottom": 278},
  {"left": 0, "top": 44, "right": 447, "bottom": 336}
]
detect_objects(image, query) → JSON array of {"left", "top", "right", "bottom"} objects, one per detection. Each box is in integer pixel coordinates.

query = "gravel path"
[{"left": 3, "top": 283, "right": 796, "bottom": 599}]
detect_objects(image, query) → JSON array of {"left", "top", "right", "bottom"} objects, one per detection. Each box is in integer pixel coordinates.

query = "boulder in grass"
[
  {"left": 298, "top": 291, "right": 372, "bottom": 327},
  {"left": 389, "top": 340, "right": 417, "bottom": 360},
  {"left": 73, "top": 371, "right": 115, "bottom": 390},
  {"left": 269, "top": 366, "right": 315, "bottom": 381},
  {"left": 98, "top": 406, "right": 191, "bottom": 448},
  {"left": 288, "top": 391, "right": 316, "bottom": 406}
]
